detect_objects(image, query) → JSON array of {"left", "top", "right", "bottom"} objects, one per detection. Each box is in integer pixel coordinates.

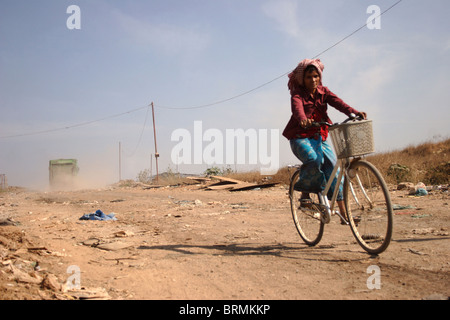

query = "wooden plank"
[
  {"left": 186, "top": 176, "right": 211, "bottom": 182},
  {"left": 230, "top": 183, "right": 259, "bottom": 191},
  {"left": 206, "top": 181, "right": 236, "bottom": 188},
  {"left": 206, "top": 184, "right": 236, "bottom": 190},
  {"left": 142, "top": 185, "right": 165, "bottom": 189},
  {"left": 210, "top": 175, "right": 245, "bottom": 184},
  {"left": 230, "top": 182, "right": 278, "bottom": 191}
]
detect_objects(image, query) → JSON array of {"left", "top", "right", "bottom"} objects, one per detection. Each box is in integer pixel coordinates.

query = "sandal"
[{"left": 299, "top": 198, "right": 313, "bottom": 208}]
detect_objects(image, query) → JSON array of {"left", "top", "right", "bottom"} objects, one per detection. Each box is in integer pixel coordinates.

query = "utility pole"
[
  {"left": 119, "top": 141, "right": 122, "bottom": 181},
  {"left": 150, "top": 154, "right": 152, "bottom": 183},
  {"left": 151, "top": 102, "right": 159, "bottom": 183}
]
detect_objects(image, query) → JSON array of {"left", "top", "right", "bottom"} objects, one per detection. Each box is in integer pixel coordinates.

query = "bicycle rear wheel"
[
  {"left": 289, "top": 169, "right": 324, "bottom": 246},
  {"left": 344, "top": 160, "right": 393, "bottom": 254}
]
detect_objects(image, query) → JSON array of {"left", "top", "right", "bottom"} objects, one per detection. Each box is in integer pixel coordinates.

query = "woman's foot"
[
  {"left": 300, "top": 198, "right": 313, "bottom": 208},
  {"left": 299, "top": 193, "right": 312, "bottom": 208}
]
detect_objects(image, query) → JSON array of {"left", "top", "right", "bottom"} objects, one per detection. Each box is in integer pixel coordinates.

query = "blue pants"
[{"left": 290, "top": 136, "right": 343, "bottom": 201}]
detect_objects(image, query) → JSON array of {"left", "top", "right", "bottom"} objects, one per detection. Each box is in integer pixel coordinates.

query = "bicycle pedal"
[{"left": 299, "top": 203, "right": 313, "bottom": 209}]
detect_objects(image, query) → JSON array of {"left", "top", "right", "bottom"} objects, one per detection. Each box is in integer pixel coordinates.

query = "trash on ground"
[
  {"left": 412, "top": 228, "right": 449, "bottom": 236},
  {"left": 205, "top": 175, "right": 278, "bottom": 191},
  {"left": 393, "top": 204, "right": 416, "bottom": 210},
  {"left": 63, "top": 286, "right": 111, "bottom": 300},
  {"left": 411, "top": 214, "right": 432, "bottom": 219},
  {"left": 79, "top": 210, "right": 117, "bottom": 221},
  {"left": 408, "top": 248, "right": 427, "bottom": 256},
  {"left": 0, "top": 218, "right": 21, "bottom": 226},
  {"left": 415, "top": 188, "right": 428, "bottom": 196}
]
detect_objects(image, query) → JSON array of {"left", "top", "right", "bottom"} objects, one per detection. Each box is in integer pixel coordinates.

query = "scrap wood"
[
  {"left": 230, "top": 182, "right": 278, "bottom": 191},
  {"left": 206, "top": 175, "right": 246, "bottom": 189},
  {"left": 206, "top": 181, "right": 279, "bottom": 191},
  {"left": 142, "top": 184, "right": 165, "bottom": 189},
  {"left": 206, "top": 182, "right": 256, "bottom": 191},
  {"left": 206, "top": 180, "right": 236, "bottom": 188},
  {"left": 230, "top": 183, "right": 259, "bottom": 191},
  {"left": 206, "top": 184, "right": 237, "bottom": 190},
  {"left": 204, "top": 175, "right": 279, "bottom": 191},
  {"left": 205, "top": 176, "right": 244, "bottom": 190},
  {"left": 186, "top": 176, "right": 211, "bottom": 182},
  {"left": 210, "top": 175, "right": 246, "bottom": 184},
  {"left": 27, "top": 247, "right": 67, "bottom": 257},
  {"left": 64, "top": 287, "right": 111, "bottom": 300}
]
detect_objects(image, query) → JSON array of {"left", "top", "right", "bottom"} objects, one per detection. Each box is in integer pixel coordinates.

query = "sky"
[{"left": 1, "top": 0, "right": 449, "bottom": 189}]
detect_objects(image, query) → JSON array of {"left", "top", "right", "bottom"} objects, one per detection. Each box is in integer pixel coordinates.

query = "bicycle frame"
[
  {"left": 288, "top": 158, "right": 350, "bottom": 225},
  {"left": 317, "top": 158, "right": 351, "bottom": 224}
]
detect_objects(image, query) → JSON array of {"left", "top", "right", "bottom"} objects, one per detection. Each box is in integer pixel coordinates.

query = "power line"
[
  {"left": 312, "top": 0, "right": 403, "bottom": 59},
  {"left": 0, "top": 105, "right": 149, "bottom": 139},
  {"left": 155, "top": 0, "right": 403, "bottom": 110},
  {"left": 121, "top": 104, "right": 151, "bottom": 157},
  {"left": 154, "top": 72, "right": 289, "bottom": 110},
  {"left": 0, "top": 0, "right": 403, "bottom": 138}
]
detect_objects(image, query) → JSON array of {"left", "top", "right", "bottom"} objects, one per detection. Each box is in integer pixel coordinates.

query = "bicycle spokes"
[
  {"left": 344, "top": 160, "right": 393, "bottom": 254},
  {"left": 289, "top": 170, "right": 324, "bottom": 246}
]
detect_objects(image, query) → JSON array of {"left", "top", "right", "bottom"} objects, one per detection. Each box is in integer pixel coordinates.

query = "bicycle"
[{"left": 288, "top": 114, "right": 393, "bottom": 255}]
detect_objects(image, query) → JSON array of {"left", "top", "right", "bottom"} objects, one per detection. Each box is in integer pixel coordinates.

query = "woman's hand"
[
  {"left": 300, "top": 119, "right": 313, "bottom": 128},
  {"left": 356, "top": 112, "right": 367, "bottom": 120}
]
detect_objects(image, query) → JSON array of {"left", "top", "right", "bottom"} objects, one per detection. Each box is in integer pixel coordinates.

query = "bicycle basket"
[{"left": 329, "top": 120, "right": 374, "bottom": 159}]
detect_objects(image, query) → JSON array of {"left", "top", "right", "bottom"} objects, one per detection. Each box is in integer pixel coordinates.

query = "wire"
[
  {"left": 155, "top": 0, "right": 403, "bottom": 110},
  {"left": 0, "top": 105, "right": 149, "bottom": 139},
  {"left": 0, "top": 0, "right": 403, "bottom": 137},
  {"left": 312, "top": 0, "right": 403, "bottom": 59},
  {"left": 154, "top": 72, "right": 289, "bottom": 110},
  {"left": 122, "top": 104, "right": 151, "bottom": 157}
]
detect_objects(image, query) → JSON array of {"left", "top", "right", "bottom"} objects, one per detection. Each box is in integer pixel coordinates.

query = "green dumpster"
[{"left": 49, "top": 159, "right": 79, "bottom": 188}]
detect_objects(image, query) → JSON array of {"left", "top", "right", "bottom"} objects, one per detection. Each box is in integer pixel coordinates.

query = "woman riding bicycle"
[{"left": 282, "top": 58, "right": 367, "bottom": 223}]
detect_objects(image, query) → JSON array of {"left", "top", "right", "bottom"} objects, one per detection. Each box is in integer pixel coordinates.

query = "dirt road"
[{"left": 1, "top": 181, "right": 449, "bottom": 300}]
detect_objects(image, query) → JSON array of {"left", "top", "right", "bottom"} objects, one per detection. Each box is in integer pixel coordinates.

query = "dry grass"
[
  {"left": 366, "top": 137, "right": 450, "bottom": 185},
  {"left": 226, "top": 137, "right": 450, "bottom": 186}
]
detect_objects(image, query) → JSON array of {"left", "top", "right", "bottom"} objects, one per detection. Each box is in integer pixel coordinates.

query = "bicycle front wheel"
[
  {"left": 289, "top": 169, "right": 324, "bottom": 246},
  {"left": 344, "top": 160, "right": 393, "bottom": 254}
]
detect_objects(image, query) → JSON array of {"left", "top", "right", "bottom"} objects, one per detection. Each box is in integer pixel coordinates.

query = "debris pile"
[
  {"left": 0, "top": 227, "right": 111, "bottom": 300},
  {"left": 189, "top": 175, "right": 278, "bottom": 191},
  {"left": 397, "top": 182, "right": 448, "bottom": 196}
]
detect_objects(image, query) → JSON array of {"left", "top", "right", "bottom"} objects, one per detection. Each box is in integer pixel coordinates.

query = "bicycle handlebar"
[{"left": 310, "top": 113, "right": 365, "bottom": 128}]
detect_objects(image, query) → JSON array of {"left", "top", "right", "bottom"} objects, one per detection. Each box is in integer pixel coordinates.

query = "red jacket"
[{"left": 282, "top": 85, "right": 359, "bottom": 141}]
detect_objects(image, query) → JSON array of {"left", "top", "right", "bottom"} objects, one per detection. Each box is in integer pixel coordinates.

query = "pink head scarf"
[{"left": 288, "top": 58, "right": 324, "bottom": 94}]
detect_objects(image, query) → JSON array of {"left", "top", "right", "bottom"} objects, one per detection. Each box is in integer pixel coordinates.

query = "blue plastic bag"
[{"left": 79, "top": 209, "right": 117, "bottom": 221}]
